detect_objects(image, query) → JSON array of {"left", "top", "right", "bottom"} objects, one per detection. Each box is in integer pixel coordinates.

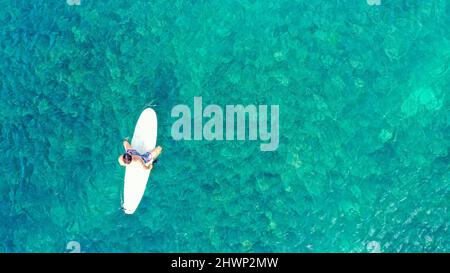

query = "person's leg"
[{"left": 150, "top": 146, "right": 162, "bottom": 160}]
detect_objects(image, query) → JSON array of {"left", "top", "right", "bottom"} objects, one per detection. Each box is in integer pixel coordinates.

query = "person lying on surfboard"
[{"left": 118, "top": 138, "right": 162, "bottom": 170}]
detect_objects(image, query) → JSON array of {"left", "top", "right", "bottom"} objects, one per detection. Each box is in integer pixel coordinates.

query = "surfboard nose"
[
  {"left": 123, "top": 204, "right": 137, "bottom": 214},
  {"left": 124, "top": 209, "right": 135, "bottom": 214}
]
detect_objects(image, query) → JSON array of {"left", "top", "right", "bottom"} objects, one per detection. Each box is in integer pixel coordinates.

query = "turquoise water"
[{"left": 1, "top": 0, "right": 449, "bottom": 253}]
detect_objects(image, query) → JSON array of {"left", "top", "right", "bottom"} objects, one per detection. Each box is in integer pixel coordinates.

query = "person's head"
[{"left": 122, "top": 153, "right": 132, "bottom": 164}]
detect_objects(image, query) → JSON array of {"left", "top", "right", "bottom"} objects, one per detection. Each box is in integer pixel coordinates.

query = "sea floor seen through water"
[{"left": 0, "top": 0, "right": 449, "bottom": 252}]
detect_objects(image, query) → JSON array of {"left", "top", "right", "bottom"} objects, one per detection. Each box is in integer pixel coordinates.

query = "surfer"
[{"left": 118, "top": 138, "right": 162, "bottom": 170}]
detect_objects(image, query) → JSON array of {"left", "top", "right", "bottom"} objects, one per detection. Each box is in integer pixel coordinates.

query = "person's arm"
[
  {"left": 123, "top": 139, "right": 132, "bottom": 151},
  {"left": 118, "top": 155, "right": 126, "bottom": 166}
]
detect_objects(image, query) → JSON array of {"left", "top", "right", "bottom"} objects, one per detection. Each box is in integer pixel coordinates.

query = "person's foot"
[{"left": 153, "top": 146, "right": 162, "bottom": 155}]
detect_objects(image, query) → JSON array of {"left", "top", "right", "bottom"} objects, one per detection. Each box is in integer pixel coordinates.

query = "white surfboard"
[{"left": 123, "top": 108, "right": 157, "bottom": 214}]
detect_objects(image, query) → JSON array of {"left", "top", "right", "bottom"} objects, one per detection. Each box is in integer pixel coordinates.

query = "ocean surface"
[{"left": 0, "top": 0, "right": 449, "bottom": 252}]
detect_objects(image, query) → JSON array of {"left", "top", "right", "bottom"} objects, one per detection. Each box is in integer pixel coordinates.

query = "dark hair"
[{"left": 123, "top": 153, "right": 132, "bottom": 164}]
